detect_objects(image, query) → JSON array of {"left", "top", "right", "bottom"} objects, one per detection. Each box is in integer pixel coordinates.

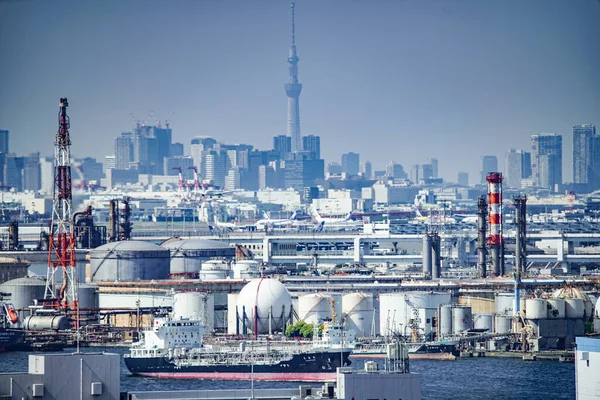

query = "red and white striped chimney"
[{"left": 486, "top": 172, "right": 503, "bottom": 246}]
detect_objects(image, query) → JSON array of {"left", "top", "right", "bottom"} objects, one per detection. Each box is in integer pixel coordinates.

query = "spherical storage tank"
[
  {"left": 232, "top": 261, "right": 261, "bottom": 280},
  {"left": 199, "top": 260, "right": 230, "bottom": 281},
  {"left": 162, "top": 238, "right": 235, "bottom": 279},
  {"left": 452, "top": 306, "right": 473, "bottom": 334},
  {"left": 0, "top": 277, "right": 46, "bottom": 314},
  {"left": 172, "top": 291, "right": 215, "bottom": 333},
  {"left": 236, "top": 278, "right": 292, "bottom": 334},
  {"left": 342, "top": 293, "right": 375, "bottom": 338},
  {"left": 525, "top": 298, "right": 547, "bottom": 320},
  {"left": 298, "top": 293, "right": 342, "bottom": 326},
  {"left": 89, "top": 241, "right": 170, "bottom": 282},
  {"left": 439, "top": 305, "right": 453, "bottom": 336}
]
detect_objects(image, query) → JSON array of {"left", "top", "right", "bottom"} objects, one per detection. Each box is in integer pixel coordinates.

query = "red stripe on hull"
[{"left": 136, "top": 372, "right": 337, "bottom": 382}]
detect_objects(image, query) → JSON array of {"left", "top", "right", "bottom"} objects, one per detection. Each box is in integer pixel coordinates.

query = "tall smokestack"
[
  {"left": 476, "top": 196, "right": 488, "bottom": 277},
  {"left": 486, "top": 172, "right": 503, "bottom": 276}
]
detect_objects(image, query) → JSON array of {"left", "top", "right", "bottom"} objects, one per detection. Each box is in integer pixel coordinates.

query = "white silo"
[
  {"left": 379, "top": 292, "right": 407, "bottom": 337},
  {"left": 452, "top": 306, "right": 473, "bottom": 334},
  {"left": 298, "top": 293, "right": 342, "bottom": 325},
  {"left": 439, "top": 305, "right": 453, "bottom": 336},
  {"left": 236, "top": 278, "right": 292, "bottom": 334},
  {"left": 342, "top": 293, "right": 375, "bottom": 338},
  {"left": 232, "top": 260, "right": 261, "bottom": 280},
  {"left": 199, "top": 260, "right": 230, "bottom": 281},
  {"left": 525, "top": 298, "right": 547, "bottom": 320},
  {"left": 172, "top": 291, "right": 215, "bottom": 333},
  {"left": 547, "top": 298, "right": 565, "bottom": 319}
]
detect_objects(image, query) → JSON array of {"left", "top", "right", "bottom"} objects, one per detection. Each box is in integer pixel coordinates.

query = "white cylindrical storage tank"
[
  {"left": 199, "top": 260, "right": 230, "bottom": 281},
  {"left": 439, "top": 305, "right": 453, "bottom": 336},
  {"left": 525, "top": 298, "right": 547, "bottom": 320},
  {"left": 473, "top": 313, "right": 493, "bottom": 331},
  {"left": 298, "top": 293, "right": 342, "bottom": 326},
  {"left": 232, "top": 260, "right": 261, "bottom": 280},
  {"left": 494, "top": 315, "right": 512, "bottom": 334},
  {"left": 405, "top": 292, "right": 451, "bottom": 309},
  {"left": 162, "top": 238, "right": 236, "bottom": 279},
  {"left": 89, "top": 241, "right": 170, "bottom": 282},
  {"left": 547, "top": 298, "right": 565, "bottom": 319},
  {"left": 564, "top": 298, "right": 585, "bottom": 319},
  {"left": 342, "top": 293, "right": 375, "bottom": 338},
  {"left": 378, "top": 293, "right": 408, "bottom": 337},
  {"left": 0, "top": 277, "right": 46, "bottom": 318},
  {"left": 236, "top": 278, "right": 292, "bottom": 334},
  {"left": 172, "top": 291, "right": 215, "bottom": 333},
  {"left": 452, "top": 306, "right": 472, "bottom": 334},
  {"left": 495, "top": 292, "right": 514, "bottom": 315}
]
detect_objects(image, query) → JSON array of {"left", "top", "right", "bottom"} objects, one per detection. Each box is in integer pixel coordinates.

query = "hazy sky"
[{"left": 1, "top": 0, "right": 599, "bottom": 182}]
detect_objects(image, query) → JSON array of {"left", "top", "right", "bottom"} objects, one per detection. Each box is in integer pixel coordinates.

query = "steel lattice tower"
[
  {"left": 44, "top": 98, "right": 78, "bottom": 313},
  {"left": 285, "top": 1, "right": 302, "bottom": 152}
]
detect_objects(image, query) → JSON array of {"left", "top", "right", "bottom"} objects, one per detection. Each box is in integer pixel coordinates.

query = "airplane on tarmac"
[
  {"left": 255, "top": 211, "right": 298, "bottom": 231},
  {"left": 187, "top": 166, "right": 231, "bottom": 199},
  {"left": 310, "top": 208, "right": 361, "bottom": 231},
  {"left": 411, "top": 207, "right": 457, "bottom": 224}
]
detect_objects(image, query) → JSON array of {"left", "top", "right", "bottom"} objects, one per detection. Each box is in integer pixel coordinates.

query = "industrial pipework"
[{"left": 486, "top": 172, "right": 504, "bottom": 276}]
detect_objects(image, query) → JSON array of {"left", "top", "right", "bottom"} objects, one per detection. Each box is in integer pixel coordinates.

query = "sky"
[{"left": 1, "top": 0, "right": 599, "bottom": 183}]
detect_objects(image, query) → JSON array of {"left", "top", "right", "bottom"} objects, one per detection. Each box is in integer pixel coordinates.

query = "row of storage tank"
[{"left": 87, "top": 239, "right": 243, "bottom": 282}]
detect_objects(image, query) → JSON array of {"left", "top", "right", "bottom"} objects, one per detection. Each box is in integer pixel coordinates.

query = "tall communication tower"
[{"left": 44, "top": 98, "right": 78, "bottom": 314}]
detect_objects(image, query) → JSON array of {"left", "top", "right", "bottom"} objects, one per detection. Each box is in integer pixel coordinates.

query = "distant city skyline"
[{"left": 1, "top": 0, "right": 599, "bottom": 181}]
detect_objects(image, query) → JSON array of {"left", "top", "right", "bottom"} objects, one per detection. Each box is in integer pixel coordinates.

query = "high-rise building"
[
  {"left": 428, "top": 158, "right": 439, "bottom": 179},
  {"left": 171, "top": 142, "right": 184, "bottom": 157},
  {"left": 40, "top": 156, "right": 54, "bottom": 193},
  {"left": 190, "top": 136, "right": 217, "bottom": 176},
  {"left": 480, "top": 156, "right": 498, "bottom": 184},
  {"left": 360, "top": 161, "right": 373, "bottom": 179},
  {"left": 386, "top": 162, "right": 406, "bottom": 180},
  {"left": 282, "top": 158, "right": 324, "bottom": 191},
  {"left": 0, "top": 130, "right": 8, "bottom": 154},
  {"left": 225, "top": 167, "right": 241, "bottom": 191},
  {"left": 203, "top": 150, "right": 226, "bottom": 188},
  {"left": 273, "top": 135, "right": 292, "bottom": 159},
  {"left": 458, "top": 172, "right": 469, "bottom": 186},
  {"left": 285, "top": 2, "right": 302, "bottom": 152},
  {"left": 23, "top": 152, "right": 41, "bottom": 191},
  {"left": 164, "top": 156, "right": 194, "bottom": 181},
  {"left": 3, "top": 154, "right": 26, "bottom": 192},
  {"left": 302, "top": 135, "right": 320, "bottom": 160},
  {"left": 327, "top": 162, "right": 343, "bottom": 175},
  {"left": 505, "top": 149, "right": 531, "bottom": 189},
  {"left": 114, "top": 132, "right": 133, "bottom": 170},
  {"left": 341, "top": 152, "right": 360, "bottom": 176},
  {"left": 134, "top": 125, "right": 172, "bottom": 174},
  {"left": 573, "top": 124, "right": 596, "bottom": 186},
  {"left": 532, "top": 133, "right": 562, "bottom": 190}
]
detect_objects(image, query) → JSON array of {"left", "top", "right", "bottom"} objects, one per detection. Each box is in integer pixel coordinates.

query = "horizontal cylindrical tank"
[
  {"left": 439, "top": 305, "right": 453, "bottom": 336},
  {"left": 564, "top": 298, "right": 585, "bottom": 319},
  {"left": 89, "top": 241, "right": 170, "bottom": 282},
  {"left": 495, "top": 292, "right": 514, "bottom": 316},
  {"left": 525, "top": 299, "right": 548, "bottom": 320},
  {"left": 23, "top": 315, "right": 70, "bottom": 331},
  {"left": 343, "top": 293, "right": 374, "bottom": 338},
  {"left": 452, "top": 306, "right": 472, "bottom": 334},
  {"left": 547, "top": 299, "right": 565, "bottom": 319},
  {"left": 473, "top": 313, "right": 493, "bottom": 331},
  {"left": 232, "top": 261, "right": 261, "bottom": 280},
  {"left": 172, "top": 291, "right": 215, "bottom": 333},
  {"left": 199, "top": 260, "right": 230, "bottom": 281},
  {"left": 298, "top": 293, "right": 342, "bottom": 326},
  {"left": 494, "top": 315, "right": 512, "bottom": 334}
]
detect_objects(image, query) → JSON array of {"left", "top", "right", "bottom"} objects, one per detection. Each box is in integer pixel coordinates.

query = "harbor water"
[{"left": 0, "top": 347, "right": 574, "bottom": 400}]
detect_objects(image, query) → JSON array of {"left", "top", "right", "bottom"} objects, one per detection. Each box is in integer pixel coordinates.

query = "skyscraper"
[
  {"left": 360, "top": 161, "right": 373, "bottom": 179},
  {"left": 573, "top": 124, "right": 596, "bottom": 186},
  {"left": 0, "top": 130, "right": 8, "bottom": 154},
  {"left": 457, "top": 172, "right": 469, "bottom": 186},
  {"left": 302, "top": 135, "right": 320, "bottom": 160},
  {"left": 23, "top": 152, "right": 41, "bottom": 191},
  {"left": 285, "top": 1, "right": 302, "bottom": 152},
  {"left": 505, "top": 149, "right": 531, "bottom": 189},
  {"left": 114, "top": 132, "right": 133, "bottom": 169},
  {"left": 480, "top": 156, "right": 498, "bottom": 184},
  {"left": 273, "top": 135, "right": 291, "bottom": 159},
  {"left": 532, "top": 133, "right": 562, "bottom": 190},
  {"left": 341, "top": 152, "right": 360, "bottom": 176}
]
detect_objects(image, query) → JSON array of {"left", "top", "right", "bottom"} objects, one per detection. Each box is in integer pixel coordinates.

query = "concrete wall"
[
  {"left": 576, "top": 337, "right": 600, "bottom": 400},
  {"left": 0, "top": 353, "right": 120, "bottom": 400}
]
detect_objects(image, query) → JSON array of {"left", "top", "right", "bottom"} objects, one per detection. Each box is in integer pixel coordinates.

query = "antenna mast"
[{"left": 44, "top": 98, "right": 78, "bottom": 320}]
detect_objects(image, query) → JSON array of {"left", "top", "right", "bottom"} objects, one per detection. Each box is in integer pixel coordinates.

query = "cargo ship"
[
  {"left": 124, "top": 318, "right": 352, "bottom": 382},
  {"left": 351, "top": 340, "right": 459, "bottom": 360}
]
